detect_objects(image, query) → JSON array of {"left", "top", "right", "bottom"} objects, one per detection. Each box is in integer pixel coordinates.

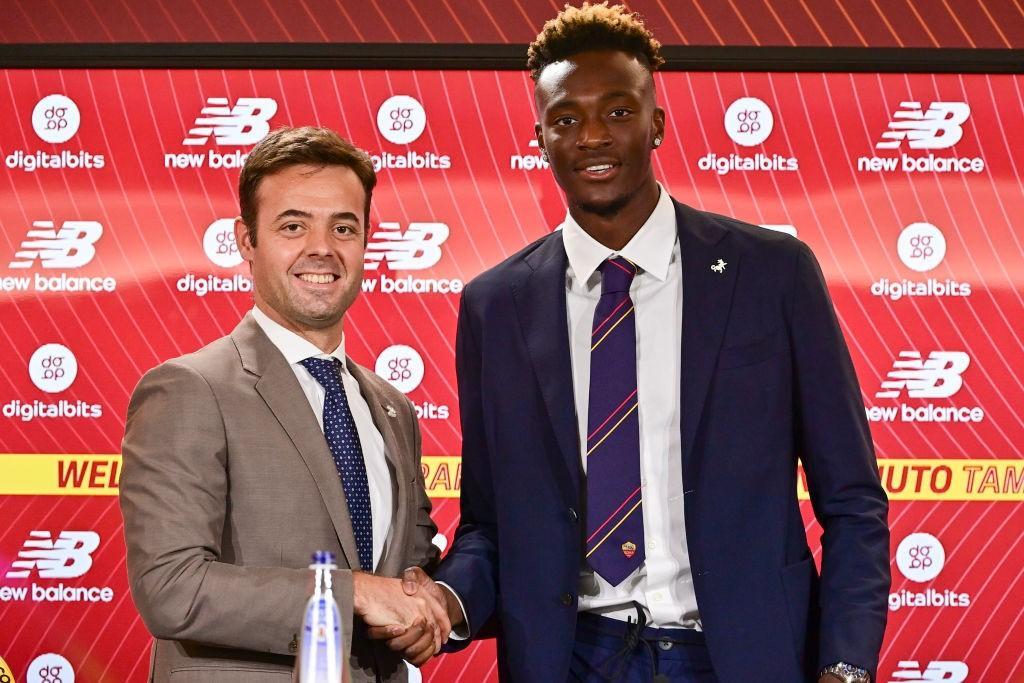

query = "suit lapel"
[
  {"left": 511, "top": 233, "right": 582, "bottom": 498},
  {"left": 232, "top": 314, "right": 360, "bottom": 570},
  {"left": 676, "top": 202, "right": 740, "bottom": 480},
  {"left": 347, "top": 361, "right": 408, "bottom": 577}
]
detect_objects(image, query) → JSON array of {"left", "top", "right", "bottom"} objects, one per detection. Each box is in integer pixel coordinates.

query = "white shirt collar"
[
  {"left": 250, "top": 306, "right": 347, "bottom": 368},
  {"left": 561, "top": 183, "right": 677, "bottom": 285}
]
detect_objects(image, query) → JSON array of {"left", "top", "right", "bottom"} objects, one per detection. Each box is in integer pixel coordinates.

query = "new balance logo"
[
  {"left": 888, "top": 660, "right": 968, "bottom": 682},
  {"left": 6, "top": 530, "right": 100, "bottom": 579},
  {"left": 364, "top": 222, "right": 449, "bottom": 271},
  {"left": 876, "top": 102, "right": 970, "bottom": 150},
  {"left": 8, "top": 221, "right": 103, "bottom": 269},
  {"left": 182, "top": 97, "right": 278, "bottom": 146},
  {"left": 876, "top": 351, "right": 969, "bottom": 399}
]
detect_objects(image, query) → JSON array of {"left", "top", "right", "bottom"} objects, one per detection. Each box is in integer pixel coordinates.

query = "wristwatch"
[{"left": 820, "top": 662, "right": 871, "bottom": 683}]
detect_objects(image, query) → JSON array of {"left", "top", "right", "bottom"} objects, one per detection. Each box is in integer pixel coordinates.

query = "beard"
[{"left": 574, "top": 191, "right": 632, "bottom": 218}]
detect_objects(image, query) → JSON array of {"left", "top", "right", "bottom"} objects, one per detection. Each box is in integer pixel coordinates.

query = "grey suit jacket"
[{"left": 120, "top": 313, "right": 438, "bottom": 682}]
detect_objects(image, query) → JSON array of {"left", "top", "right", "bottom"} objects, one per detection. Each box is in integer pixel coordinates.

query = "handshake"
[{"left": 352, "top": 567, "right": 464, "bottom": 666}]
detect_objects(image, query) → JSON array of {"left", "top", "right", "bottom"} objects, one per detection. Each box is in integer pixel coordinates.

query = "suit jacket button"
[
  {"left": 288, "top": 634, "right": 298, "bottom": 654},
  {"left": 568, "top": 507, "right": 578, "bottom": 523},
  {"left": 560, "top": 592, "right": 574, "bottom": 606}
]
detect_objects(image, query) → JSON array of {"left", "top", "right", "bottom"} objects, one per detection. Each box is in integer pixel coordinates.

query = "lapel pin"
[
  {"left": 711, "top": 258, "right": 727, "bottom": 274},
  {"left": 385, "top": 404, "right": 398, "bottom": 418}
]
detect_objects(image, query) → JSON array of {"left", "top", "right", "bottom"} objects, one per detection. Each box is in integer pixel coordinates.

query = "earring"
[
  {"left": 541, "top": 150, "right": 549, "bottom": 162},
  {"left": 653, "top": 136, "right": 662, "bottom": 148}
]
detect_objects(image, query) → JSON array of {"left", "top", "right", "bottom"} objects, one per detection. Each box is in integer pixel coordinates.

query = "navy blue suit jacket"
[{"left": 435, "top": 200, "right": 889, "bottom": 682}]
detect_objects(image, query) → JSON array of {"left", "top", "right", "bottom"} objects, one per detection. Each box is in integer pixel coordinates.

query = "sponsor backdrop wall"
[
  {"left": 2, "top": 0, "right": 1021, "bottom": 47},
  {"left": 1, "top": 67, "right": 1022, "bottom": 683}
]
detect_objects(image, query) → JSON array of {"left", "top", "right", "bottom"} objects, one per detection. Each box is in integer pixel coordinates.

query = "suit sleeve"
[
  {"left": 432, "top": 285, "right": 500, "bottom": 645},
  {"left": 407, "top": 397, "right": 440, "bottom": 573},
  {"left": 119, "top": 361, "right": 354, "bottom": 656},
  {"left": 788, "top": 242, "right": 890, "bottom": 676}
]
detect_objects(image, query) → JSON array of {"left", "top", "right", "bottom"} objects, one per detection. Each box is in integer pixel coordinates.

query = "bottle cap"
[{"left": 311, "top": 550, "right": 336, "bottom": 565}]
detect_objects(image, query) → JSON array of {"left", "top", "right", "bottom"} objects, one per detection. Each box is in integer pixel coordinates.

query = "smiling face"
[
  {"left": 235, "top": 163, "right": 366, "bottom": 342},
  {"left": 535, "top": 49, "right": 665, "bottom": 225}
]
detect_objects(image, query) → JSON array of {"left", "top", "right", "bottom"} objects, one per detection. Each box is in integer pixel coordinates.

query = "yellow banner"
[
  {"left": 0, "top": 653, "right": 16, "bottom": 683},
  {"left": 0, "top": 453, "right": 463, "bottom": 499},
  {"left": 421, "top": 456, "right": 461, "bottom": 498},
  {"left": 799, "top": 459, "right": 1024, "bottom": 501},
  {"left": 0, "top": 454, "right": 120, "bottom": 495},
  {"left": 2, "top": 454, "right": 1019, "bottom": 501}
]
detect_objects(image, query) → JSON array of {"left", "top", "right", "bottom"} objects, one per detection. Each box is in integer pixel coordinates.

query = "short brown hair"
[
  {"left": 238, "top": 126, "right": 376, "bottom": 245},
  {"left": 527, "top": 2, "right": 664, "bottom": 82}
]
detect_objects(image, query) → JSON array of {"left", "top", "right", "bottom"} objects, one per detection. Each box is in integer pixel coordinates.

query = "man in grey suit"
[{"left": 120, "top": 126, "right": 451, "bottom": 682}]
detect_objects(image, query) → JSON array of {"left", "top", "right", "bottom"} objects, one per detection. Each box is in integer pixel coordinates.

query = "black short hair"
[{"left": 527, "top": 2, "right": 664, "bottom": 82}]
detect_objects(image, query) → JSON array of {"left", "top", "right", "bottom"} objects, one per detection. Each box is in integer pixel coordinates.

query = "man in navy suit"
[{"left": 396, "top": 4, "right": 889, "bottom": 681}]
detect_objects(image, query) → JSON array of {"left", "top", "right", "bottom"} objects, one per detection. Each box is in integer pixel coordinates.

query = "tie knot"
[
  {"left": 300, "top": 357, "right": 343, "bottom": 392},
  {"left": 600, "top": 257, "right": 638, "bottom": 294}
]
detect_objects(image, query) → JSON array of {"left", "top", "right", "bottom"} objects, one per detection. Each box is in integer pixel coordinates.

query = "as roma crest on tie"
[{"left": 621, "top": 541, "right": 637, "bottom": 559}]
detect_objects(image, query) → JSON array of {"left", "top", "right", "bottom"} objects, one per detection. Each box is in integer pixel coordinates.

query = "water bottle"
[{"left": 298, "top": 550, "right": 344, "bottom": 683}]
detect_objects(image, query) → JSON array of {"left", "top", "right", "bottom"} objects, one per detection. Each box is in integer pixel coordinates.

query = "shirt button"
[
  {"left": 560, "top": 592, "right": 574, "bottom": 606},
  {"left": 648, "top": 540, "right": 657, "bottom": 550}
]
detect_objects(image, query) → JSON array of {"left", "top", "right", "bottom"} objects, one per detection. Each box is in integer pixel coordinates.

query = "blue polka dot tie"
[{"left": 300, "top": 357, "right": 374, "bottom": 571}]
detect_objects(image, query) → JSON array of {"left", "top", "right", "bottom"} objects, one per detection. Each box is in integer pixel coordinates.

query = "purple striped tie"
[{"left": 585, "top": 256, "right": 644, "bottom": 586}]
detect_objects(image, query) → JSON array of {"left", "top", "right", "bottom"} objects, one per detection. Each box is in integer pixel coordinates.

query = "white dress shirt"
[
  {"left": 563, "top": 185, "right": 700, "bottom": 629},
  {"left": 251, "top": 306, "right": 393, "bottom": 571}
]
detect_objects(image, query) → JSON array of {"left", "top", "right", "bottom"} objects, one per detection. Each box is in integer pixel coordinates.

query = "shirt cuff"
[{"left": 435, "top": 581, "right": 471, "bottom": 640}]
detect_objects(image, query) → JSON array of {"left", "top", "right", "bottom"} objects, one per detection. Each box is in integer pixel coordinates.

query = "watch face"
[{"left": 824, "top": 662, "right": 870, "bottom": 683}]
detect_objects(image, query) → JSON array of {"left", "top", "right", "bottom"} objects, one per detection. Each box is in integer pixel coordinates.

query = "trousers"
[{"left": 568, "top": 608, "right": 719, "bottom": 683}]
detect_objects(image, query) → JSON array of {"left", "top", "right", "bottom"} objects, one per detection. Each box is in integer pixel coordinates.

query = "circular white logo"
[
  {"left": 896, "top": 532, "right": 945, "bottom": 583},
  {"left": 203, "top": 219, "right": 243, "bottom": 268},
  {"left": 377, "top": 95, "right": 426, "bottom": 145},
  {"left": 29, "top": 344, "right": 78, "bottom": 394},
  {"left": 375, "top": 344, "right": 424, "bottom": 394},
  {"left": 897, "top": 222, "right": 946, "bottom": 273},
  {"left": 32, "top": 95, "right": 81, "bottom": 144},
  {"left": 26, "top": 652, "right": 75, "bottom": 683},
  {"left": 724, "top": 97, "right": 773, "bottom": 147}
]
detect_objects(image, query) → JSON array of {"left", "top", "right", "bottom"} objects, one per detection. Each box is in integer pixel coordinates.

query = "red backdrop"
[
  {"left": 1, "top": 0, "right": 1021, "bottom": 48},
  {"left": 1, "top": 68, "right": 1022, "bottom": 682}
]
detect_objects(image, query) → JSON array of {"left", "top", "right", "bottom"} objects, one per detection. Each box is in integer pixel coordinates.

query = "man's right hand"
[
  {"left": 352, "top": 572, "right": 451, "bottom": 666},
  {"left": 398, "top": 566, "right": 466, "bottom": 630}
]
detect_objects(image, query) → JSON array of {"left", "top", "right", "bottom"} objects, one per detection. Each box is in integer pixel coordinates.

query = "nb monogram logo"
[
  {"left": 8, "top": 221, "right": 103, "bottom": 269},
  {"left": 182, "top": 97, "right": 278, "bottom": 146},
  {"left": 364, "top": 222, "right": 449, "bottom": 271},
  {"left": 6, "top": 530, "right": 100, "bottom": 579},
  {"left": 876, "top": 101, "right": 971, "bottom": 150},
  {"left": 876, "top": 351, "right": 970, "bottom": 399}
]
